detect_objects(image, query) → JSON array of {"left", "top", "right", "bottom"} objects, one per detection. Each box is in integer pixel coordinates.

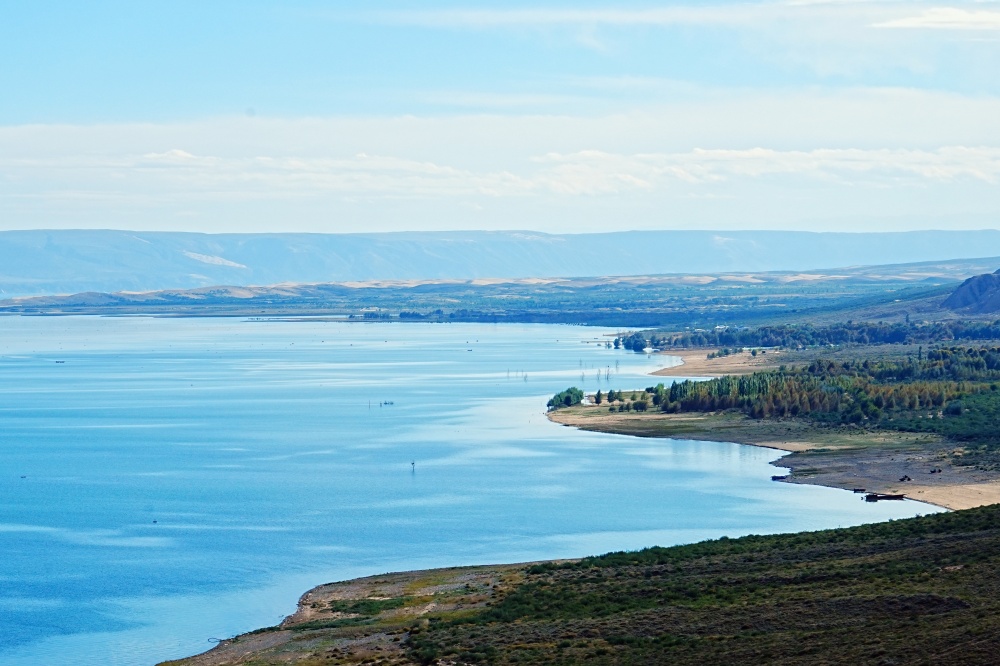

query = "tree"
[
  {"left": 595, "top": 390, "right": 603, "bottom": 405},
  {"left": 547, "top": 387, "right": 584, "bottom": 410}
]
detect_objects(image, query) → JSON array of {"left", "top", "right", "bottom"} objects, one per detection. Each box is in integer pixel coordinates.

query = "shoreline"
[
  {"left": 165, "top": 349, "right": 998, "bottom": 665},
  {"left": 161, "top": 350, "right": 1000, "bottom": 666},
  {"left": 547, "top": 407, "right": 1000, "bottom": 510},
  {"left": 159, "top": 563, "right": 530, "bottom": 666},
  {"left": 650, "top": 347, "right": 785, "bottom": 378},
  {"left": 549, "top": 404, "right": 1000, "bottom": 512},
  {"left": 634, "top": 350, "right": 1000, "bottom": 511},
  {"left": 162, "top": 504, "right": 1000, "bottom": 666}
]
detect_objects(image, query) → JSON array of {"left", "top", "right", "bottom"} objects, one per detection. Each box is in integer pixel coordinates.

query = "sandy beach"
[
  {"left": 901, "top": 482, "right": 1000, "bottom": 511},
  {"left": 548, "top": 405, "right": 1000, "bottom": 511},
  {"left": 652, "top": 348, "right": 783, "bottom": 378}
]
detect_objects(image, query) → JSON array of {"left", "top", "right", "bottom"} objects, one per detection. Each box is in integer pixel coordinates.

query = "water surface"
[{"left": 0, "top": 318, "right": 939, "bottom": 665}]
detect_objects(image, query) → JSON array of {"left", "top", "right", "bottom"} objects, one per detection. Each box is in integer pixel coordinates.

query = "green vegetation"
[
  {"left": 327, "top": 596, "right": 409, "bottom": 616},
  {"left": 612, "top": 319, "right": 1000, "bottom": 356},
  {"left": 6, "top": 264, "right": 971, "bottom": 328},
  {"left": 634, "top": 346, "right": 1000, "bottom": 467},
  {"left": 646, "top": 319, "right": 1000, "bottom": 350},
  {"left": 706, "top": 347, "right": 748, "bottom": 359},
  {"left": 402, "top": 505, "right": 1000, "bottom": 665},
  {"left": 616, "top": 332, "right": 649, "bottom": 352},
  {"left": 547, "top": 387, "right": 584, "bottom": 410},
  {"left": 167, "top": 505, "right": 1000, "bottom": 665}
]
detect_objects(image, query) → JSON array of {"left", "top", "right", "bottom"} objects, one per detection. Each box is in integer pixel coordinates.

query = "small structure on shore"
[{"left": 865, "top": 493, "right": 906, "bottom": 502}]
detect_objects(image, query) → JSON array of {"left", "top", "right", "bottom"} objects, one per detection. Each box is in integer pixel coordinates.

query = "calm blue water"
[{"left": 0, "top": 317, "right": 940, "bottom": 665}]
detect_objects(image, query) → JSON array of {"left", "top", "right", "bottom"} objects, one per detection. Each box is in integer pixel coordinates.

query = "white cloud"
[
  {"left": 0, "top": 88, "right": 997, "bottom": 233},
  {"left": 370, "top": 3, "right": 1000, "bottom": 32},
  {"left": 874, "top": 8, "right": 1000, "bottom": 30},
  {"left": 359, "top": 3, "right": 1000, "bottom": 76},
  {"left": 5, "top": 145, "right": 998, "bottom": 203},
  {"left": 370, "top": 7, "right": 761, "bottom": 28},
  {"left": 534, "top": 146, "right": 1000, "bottom": 193}
]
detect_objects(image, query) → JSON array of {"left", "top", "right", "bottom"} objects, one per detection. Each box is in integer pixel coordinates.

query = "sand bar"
[{"left": 652, "top": 348, "right": 783, "bottom": 378}]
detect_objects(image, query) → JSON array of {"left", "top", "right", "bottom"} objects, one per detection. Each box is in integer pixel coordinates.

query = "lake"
[{"left": 0, "top": 317, "right": 940, "bottom": 665}]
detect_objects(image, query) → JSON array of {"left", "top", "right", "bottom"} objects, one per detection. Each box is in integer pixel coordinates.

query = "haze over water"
[{"left": 0, "top": 317, "right": 939, "bottom": 665}]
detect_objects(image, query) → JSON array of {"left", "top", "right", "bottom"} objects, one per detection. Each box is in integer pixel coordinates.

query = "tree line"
[
  {"left": 654, "top": 346, "right": 1000, "bottom": 423},
  {"left": 615, "top": 320, "right": 1000, "bottom": 352}
]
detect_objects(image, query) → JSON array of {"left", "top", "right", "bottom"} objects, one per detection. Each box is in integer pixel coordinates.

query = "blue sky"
[{"left": 1, "top": 1, "right": 998, "bottom": 233}]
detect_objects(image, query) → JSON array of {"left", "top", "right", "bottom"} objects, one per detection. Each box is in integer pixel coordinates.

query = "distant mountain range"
[
  {"left": 4, "top": 229, "right": 1000, "bottom": 297},
  {"left": 2, "top": 255, "right": 996, "bottom": 328}
]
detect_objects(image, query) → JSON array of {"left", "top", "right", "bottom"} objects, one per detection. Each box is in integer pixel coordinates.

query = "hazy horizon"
[{"left": 3, "top": 228, "right": 1000, "bottom": 299}]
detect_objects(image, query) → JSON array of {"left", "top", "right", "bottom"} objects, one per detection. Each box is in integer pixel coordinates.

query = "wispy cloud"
[
  {"left": 355, "top": 3, "right": 1000, "bottom": 76},
  {"left": 367, "top": 3, "right": 984, "bottom": 31},
  {"left": 6, "top": 145, "right": 998, "bottom": 203},
  {"left": 874, "top": 8, "right": 1000, "bottom": 30},
  {"left": 368, "top": 7, "right": 760, "bottom": 28},
  {"left": 534, "top": 147, "right": 1000, "bottom": 193},
  {"left": 1, "top": 94, "right": 997, "bottom": 232}
]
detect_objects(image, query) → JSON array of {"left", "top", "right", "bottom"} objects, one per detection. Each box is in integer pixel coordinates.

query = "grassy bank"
[{"left": 165, "top": 505, "right": 1000, "bottom": 665}]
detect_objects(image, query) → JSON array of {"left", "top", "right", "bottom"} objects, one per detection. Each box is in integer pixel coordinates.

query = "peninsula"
[
  {"left": 550, "top": 341, "right": 1000, "bottom": 511},
  {"left": 548, "top": 403, "right": 1000, "bottom": 511}
]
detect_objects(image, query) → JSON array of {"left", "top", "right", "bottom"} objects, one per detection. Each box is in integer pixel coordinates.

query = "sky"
[{"left": 0, "top": 0, "right": 998, "bottom": 234}]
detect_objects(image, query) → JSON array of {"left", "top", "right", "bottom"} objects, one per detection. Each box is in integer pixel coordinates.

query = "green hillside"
[{"left": 168, "top": 504, "right": 1000, "bottom": 665}]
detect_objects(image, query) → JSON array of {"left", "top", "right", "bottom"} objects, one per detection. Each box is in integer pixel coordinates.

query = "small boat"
[
  {"left": 852, "top": 488, "right": 866, "bottom": 493},
  {"left": 864, "top": 493, "right": 906, "bottom": 502}
]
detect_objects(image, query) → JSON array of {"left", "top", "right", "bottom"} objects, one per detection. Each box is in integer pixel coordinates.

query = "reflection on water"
[{"left": 0, "top": 318, "right": 940, "bottom": 665}]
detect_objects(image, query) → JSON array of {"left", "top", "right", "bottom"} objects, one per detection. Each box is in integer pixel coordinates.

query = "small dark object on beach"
[
  {"left": 852, "top": 488, "right": 866, "bottom": 493},
  {"left": 865, "top": 493, "right": 906, "bottom": 502},
  {"left": 771, "top": 475, "right": 788, "bottom": 481}
]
